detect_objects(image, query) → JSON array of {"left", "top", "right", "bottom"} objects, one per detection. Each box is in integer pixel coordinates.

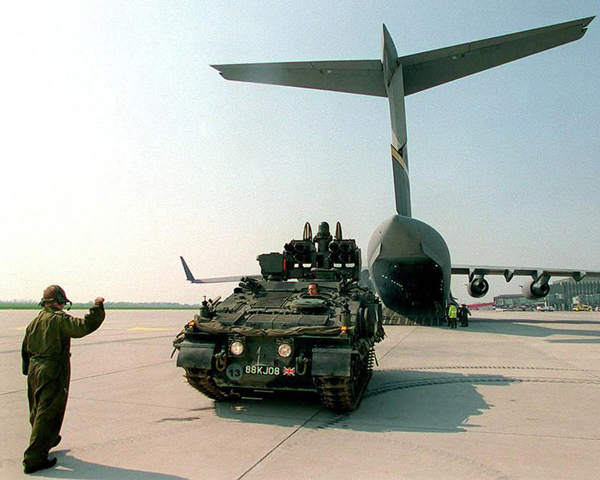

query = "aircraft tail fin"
[{"left": 212, "top": 17, "right": 593, "bottom": 218}]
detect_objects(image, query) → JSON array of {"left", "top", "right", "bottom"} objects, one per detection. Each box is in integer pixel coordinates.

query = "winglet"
[
  {"left": 180, "top": 256, "right": 197, "bottom": 283},
  {"left": 179, "top": 257, "right": 260, "bottom": 284}
]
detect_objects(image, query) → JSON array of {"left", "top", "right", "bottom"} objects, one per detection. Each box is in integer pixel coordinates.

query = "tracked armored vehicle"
[{"left": 173, "top": 222, "right": 385, "bottom": 412}]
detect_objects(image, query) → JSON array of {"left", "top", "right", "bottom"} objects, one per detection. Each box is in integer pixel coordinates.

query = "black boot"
[{"left": 24, "top": 457, "right": 57, "bottom": 474}]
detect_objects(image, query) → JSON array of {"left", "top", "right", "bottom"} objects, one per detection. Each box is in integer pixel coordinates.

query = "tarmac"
[{"left": 1, "top": 309, "right": 600, "bottom": 479}]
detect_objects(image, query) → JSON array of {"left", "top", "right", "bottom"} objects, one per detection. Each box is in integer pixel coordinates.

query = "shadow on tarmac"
[
  {"left": 466, "top": 318, "right": 600, "bottom": 343},
  {"left": 41, "top": 450, "right": 186, "bottom": 479},
  {"left": 186, "top": 369, "right": 518, "bottom": 434}
]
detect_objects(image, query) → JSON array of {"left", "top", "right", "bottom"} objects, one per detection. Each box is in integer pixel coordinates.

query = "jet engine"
[
  {"left": 522, "top": 280, "right": 550, "bottom": 299},
  {"left": 467, "top": 276, "right": 489, "bottom": 298}
]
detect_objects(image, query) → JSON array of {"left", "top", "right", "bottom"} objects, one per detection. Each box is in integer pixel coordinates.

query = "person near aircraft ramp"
[
  {"left": 459, "top": 304, "right": 471, "bottom": 327},
  {"left": 447, "top": 303, "right": 458, "bottom": 329}
]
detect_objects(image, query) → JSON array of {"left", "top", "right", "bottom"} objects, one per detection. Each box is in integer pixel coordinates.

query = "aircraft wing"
[
  {"left": 180, "top": 257, "right": 261, "bottom": 284},
  {"left": 451, "top": 265, "right": 600, "bottom": 282}
]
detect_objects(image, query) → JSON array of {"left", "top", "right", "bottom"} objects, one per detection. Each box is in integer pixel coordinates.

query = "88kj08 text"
[{"left": 244, "top": 365, "right": 280, "bottom": 375}]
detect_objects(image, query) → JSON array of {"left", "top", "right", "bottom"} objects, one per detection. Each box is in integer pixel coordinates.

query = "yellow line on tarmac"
[
  {"left": 10, "top": 326, "right": 178, "bottom": 332},
  {"left": 127, "top": 327, "right": 179, "bottom": 332}
]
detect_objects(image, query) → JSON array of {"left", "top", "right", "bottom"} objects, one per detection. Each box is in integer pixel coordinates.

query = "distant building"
[
  {"left": 493, "top": 294, "right": 534, "bottom": 310},
  {"left": 551, "top": 278, "right": 600, "bottom": 310},
  {"left": 494, "top": 279, "right": 600, "bottom": 311}
]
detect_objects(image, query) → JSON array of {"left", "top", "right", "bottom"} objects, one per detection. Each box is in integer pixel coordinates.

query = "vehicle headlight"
[
  {"left": 277, "top": 343, "right": 292, "bottom": 358},
  {"left": 230, "top": 341, "right": 244, "bottom": 356}
]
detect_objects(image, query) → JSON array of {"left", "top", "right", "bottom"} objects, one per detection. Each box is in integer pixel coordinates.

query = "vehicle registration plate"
[{"left": 244, "top": 365, "right": 280, "bottom": 376}]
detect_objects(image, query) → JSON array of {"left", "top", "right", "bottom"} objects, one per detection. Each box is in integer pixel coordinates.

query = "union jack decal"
[{"left": 283, "top": 367, "right": 296, "bottom": 376}]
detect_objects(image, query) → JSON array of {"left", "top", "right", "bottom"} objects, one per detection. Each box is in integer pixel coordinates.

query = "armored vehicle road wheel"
[
  {"left": 184, "top": 368, "right": 239, "bottom": 401},
  {"left": 315, "top": 348, "right": 373, "bottom": 413}
]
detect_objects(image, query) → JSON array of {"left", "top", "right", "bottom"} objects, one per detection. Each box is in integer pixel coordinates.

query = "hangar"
[{"left": 494, "top": 279, "right": 600, "bottom": 311}]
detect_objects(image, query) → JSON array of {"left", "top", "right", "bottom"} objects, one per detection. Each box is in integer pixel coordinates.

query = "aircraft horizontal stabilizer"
[
  {"left": 211, "top": 60, "right": 386, "bottom": 97},
  {"left": 180, "top": 256, "right": 259, "bottom": 284},
  {"left": 212, "top": 17, "right": 593, "bottom": 99},
  {"left": 401, "top": 16, "right": 594, "bottom": 95}
]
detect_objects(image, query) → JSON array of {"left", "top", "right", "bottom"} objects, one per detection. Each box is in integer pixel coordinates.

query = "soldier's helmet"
[{"left": 40, "top": 285, "right": 71, "bottom": 306}]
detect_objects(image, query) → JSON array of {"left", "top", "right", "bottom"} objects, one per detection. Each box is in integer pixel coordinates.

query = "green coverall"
[{"left": 21, "top": 303, "right": 105, "bottom": 468}]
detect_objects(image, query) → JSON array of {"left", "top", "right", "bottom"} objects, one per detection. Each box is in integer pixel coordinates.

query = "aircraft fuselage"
[{"left": 367, "top": 215, "right": 450, "bottom": 318}]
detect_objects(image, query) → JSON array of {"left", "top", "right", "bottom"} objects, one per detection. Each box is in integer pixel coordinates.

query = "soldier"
[
  {"left": 459, "top": 304, "right": 471, "bottom": 327},
  {"left": 21, "top": 285, "right": 105, "bottom": 474},
  {"left": 447, "top": 303, "right": 458, "bottom": 329},
  {"left": 308, "top": 283, "right": 319, "bottom": 296}
]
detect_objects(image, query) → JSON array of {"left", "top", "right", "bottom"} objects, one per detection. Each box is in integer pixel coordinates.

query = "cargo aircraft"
[{"left": 183, "top": 17, "right": 600, "bottom": 320}]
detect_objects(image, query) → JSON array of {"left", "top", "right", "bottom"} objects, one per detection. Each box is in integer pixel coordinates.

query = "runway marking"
[
  {"left": 1, "top": 360, "right": 173, "bottom": 396},
  {"left": 127, "top": 327, "right": 179, "bottom": 332},
  {"left": 365, "top": 375, "right": 600, "bottom": 399},
  {"left": 384, "top": 365, "right": 597, "bottom": 372},
  {"left": 377, "top": 326, "right": 417, "bottom": 361},
  {"left": 237, "top": 407, "right": 323, "bottom": 479},
  {"left": 0, "top": 333, "right": 176, "bottom": 356},
  {"left": 6, "top": 326, "right": 179, "bottom": 332},
  {"left": 68, "top": 395, "right": 210, "bottom": 413},
  {"left": 312, "top": 413, "right": 600, "bottom": 442}
]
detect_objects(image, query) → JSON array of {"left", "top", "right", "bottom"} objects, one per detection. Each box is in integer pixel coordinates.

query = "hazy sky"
[{"left": 1, "top": 1, "right": 599, "bottom": 304}]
